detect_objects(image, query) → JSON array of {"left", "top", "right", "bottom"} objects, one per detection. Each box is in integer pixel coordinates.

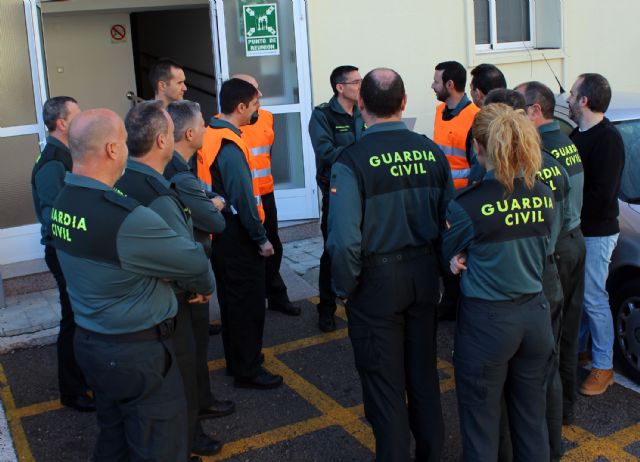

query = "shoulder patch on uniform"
[
  {"left": 103, "top": 190, "right": 139, "bottom": 211},
  {"left": 146, "top": 176, "right": 171, "bottom": 196}
]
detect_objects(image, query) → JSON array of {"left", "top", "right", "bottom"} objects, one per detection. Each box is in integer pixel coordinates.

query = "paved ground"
[{"left": 1, "top": 229, "right": 639, "bottom": 461}]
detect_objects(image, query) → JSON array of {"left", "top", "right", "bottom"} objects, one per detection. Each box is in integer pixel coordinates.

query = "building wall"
[
  {"left": 42, "top": 13, "right": 137, "bottom": 118},
  {"left": 306, "top": 0, "right": 636, "bottom": 136}
]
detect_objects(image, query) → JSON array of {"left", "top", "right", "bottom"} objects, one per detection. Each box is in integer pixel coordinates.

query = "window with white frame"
[{"left": 474, "top": 0, "right": 536, "bottom": 51}]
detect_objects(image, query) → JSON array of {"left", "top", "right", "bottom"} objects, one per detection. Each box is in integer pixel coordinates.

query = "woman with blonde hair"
[{"left": 443, "top": 103, "right": 556, "bottom": 461}]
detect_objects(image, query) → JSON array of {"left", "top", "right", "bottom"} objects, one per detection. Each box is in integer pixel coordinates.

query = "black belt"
[
  {"left": 77, "top": 317, "right": 176, "bottom": 343},
  {"left": 362, "top": 244, "right": 433, "bottom": 268}
]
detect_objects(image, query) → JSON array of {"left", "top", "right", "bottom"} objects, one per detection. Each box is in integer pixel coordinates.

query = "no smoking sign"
[{"left": 110, "top": 24, "right": 127, "bottom": 43}]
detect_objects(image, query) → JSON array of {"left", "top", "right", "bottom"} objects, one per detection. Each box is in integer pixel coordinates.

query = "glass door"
[
  {"left": 209, "top": 0, "right": 318, "bottom": 220},
  {"left": 0, "top": 0, "right": 48, "bottom": 264}
]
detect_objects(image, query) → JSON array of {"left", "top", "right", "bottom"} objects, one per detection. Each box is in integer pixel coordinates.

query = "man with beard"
[
  {"left": 567, "top": 73, "right": 625, "bottom": 396},
  {"left": 432, "top": 60, "right": 479, "bottom": 190},
  {"left": 431, "top": 61, "right": 478, "bottom": 321}
]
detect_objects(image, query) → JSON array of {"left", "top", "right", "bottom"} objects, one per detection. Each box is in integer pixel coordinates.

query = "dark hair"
[
  {"left": 167, "top": 100, "right": 202, "bottom": 141},
  {"left": 330, "top": 65, "right": 359, "bottom": 96},
  {"left": 484, "top": 88, "right": 526, "bottom": 110},
  {"left": 518, "top": 81, "right": 556, "bottom": 119},
  {"left": 435, "top": 61, "right": 466, "bottom": 92},
  {"left": 219, "top": 78, "right": 259, "bottom": 115},
  {"left": 124, "top": 100, "right": 169, "bottom": 157},
  {"left": 360, "top": 68, "right": 405, "bottom": 118},
  {"left": 149, "top": 58, "right": 183, "bottom": 92},
  {"left": 471, "top": 63, "right": 507, "bottom": 95},
  {"left": 576, "top": 73, "right": 612, "bottom": 113},
  {"left": 43, "top": 96, "right": 78, "bottom": 131}
]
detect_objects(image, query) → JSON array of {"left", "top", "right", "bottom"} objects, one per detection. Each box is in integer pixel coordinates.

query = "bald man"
[
  {"left": 234, "top": 74, "right": 301, "bottom": 316},
  {"left": 52, "top": 109, "right": 211, "bottom": 461},
  {"left": 328, "top": 69, "right": 452, "bottom": 461}
]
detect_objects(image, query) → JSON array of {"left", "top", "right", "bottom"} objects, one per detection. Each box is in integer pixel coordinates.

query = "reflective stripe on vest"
[
  {"left": 451, "top": 168, "right": 471, "bottom": 180},
  {"left": 254, "top": 167, "right": 272, "bottom": 179},
  {"left": 433, "top": 102, "right": 479, "bottom": 189},
  {"left": 241, "top": 109, "right": 275, "bottom": 195},
  {"left": 196, "top": 125, "right": 265, "bottom": 223},
  {"left": 250, "top": 146, "right": 271, "bottom": 156}
]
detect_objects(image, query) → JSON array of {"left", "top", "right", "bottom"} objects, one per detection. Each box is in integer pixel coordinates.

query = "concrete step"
[
  {"left": 0, "top": 259, "right": 56, "bottom": 301},
  {"left": 0, "top": 219, "right": 320, "bottom": 306}
]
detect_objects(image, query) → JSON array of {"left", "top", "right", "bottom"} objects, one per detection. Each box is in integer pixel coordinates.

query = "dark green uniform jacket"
[
  {"left": 327, "top": 121, "right": 454, "bottom": 297},
  {"left": 540, "top": 121, "right": 583, "bottom": 232},
  {"left": 209, "top": 118, "right": 267, "bottom": 245},
  {"left": 309, "top": 95, "right": 365, "bottom": 195},
  {"left": 443, "top": 171, "right": 555, "bottom": 300},
  {"left": 538, "top": 151, "right": 570, "bottom": 254},
  {"left": 164, "top": 151, "right": 225, "bottom": 254},
  {"left": 31, "top": 136, "right": 72, "bottom": 245},
  {"left": 116, "top": 159, "right": 215, "bottom": 296},
  {"left": 52, "top": 173, "right": 211, "bottom": 334}
]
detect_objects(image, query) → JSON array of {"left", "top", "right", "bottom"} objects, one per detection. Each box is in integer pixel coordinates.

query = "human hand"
[
  {"left": 449, "top": 253, "right": 467, "bottom": 275},
  {"left": 259, "top": 240, "right": 274, "bottom": 257},
  {"left": 188, "top": 293, "right": 212, "bottom": 304},
  {"left": 211, "top": 197, "right": 225, "bottom": 211}
]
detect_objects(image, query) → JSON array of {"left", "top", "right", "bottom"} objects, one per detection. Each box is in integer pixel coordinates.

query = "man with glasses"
[{"left": 309, "top": 65, "right": 365, "bottom": 332}]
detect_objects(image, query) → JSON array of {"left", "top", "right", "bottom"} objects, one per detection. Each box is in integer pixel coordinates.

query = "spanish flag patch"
[{"left": 330, "top": 187, "right": 337, "bottom": 195}]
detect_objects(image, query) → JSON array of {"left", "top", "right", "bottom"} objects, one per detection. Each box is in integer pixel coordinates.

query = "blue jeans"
[{"left": 579, "top": 234, "right": 618, "bottom": 370}]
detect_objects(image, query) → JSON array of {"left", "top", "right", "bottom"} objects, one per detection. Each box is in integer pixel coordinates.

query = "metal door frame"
[{"left": 208, "top": 0, "right": 319, "bottom": 220}]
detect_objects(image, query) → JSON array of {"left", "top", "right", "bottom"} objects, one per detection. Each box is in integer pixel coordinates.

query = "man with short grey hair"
[
  {"left": 165, "top": 100, "right": 236, "bottom": 453},
  {"left": 516, "top": 80, "right": 585, "bottom": 423},
  {"left": 30, "top": 96, "right": 93, "bottom": 413},
  {"left": 116, "top": 101, "right": 219, "bottom": 457}
]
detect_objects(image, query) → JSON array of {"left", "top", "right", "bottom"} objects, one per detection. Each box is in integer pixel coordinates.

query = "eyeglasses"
[{"left": 339, "top": 79, "right": 362, "bottom": 85}]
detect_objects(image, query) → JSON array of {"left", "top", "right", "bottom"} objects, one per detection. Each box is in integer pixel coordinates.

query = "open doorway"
[{"left": 130, "top": 7, "right": 218, "bottom": 119}]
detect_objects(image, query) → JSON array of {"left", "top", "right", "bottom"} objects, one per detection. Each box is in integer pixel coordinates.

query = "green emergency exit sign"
[{"left": 243, "top": 4, "right": 280, "bottom": 57}]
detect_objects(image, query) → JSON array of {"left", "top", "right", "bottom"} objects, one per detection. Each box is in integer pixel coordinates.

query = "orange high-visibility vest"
[
  {"left": 241, "top": 109, "right": 275, "bottom": 196},
  {"left": 196, "top": 125, "right": 265, "bottom": 223},
  {"left": 433, "top": 102, "right": 480, "bottom": 189}
]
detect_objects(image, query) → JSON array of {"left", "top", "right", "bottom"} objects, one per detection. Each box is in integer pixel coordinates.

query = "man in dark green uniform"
[
  {"left": 115, "top": 101, "right": 219, "bottom": 458},
  {"left": 484, "top": 89, "right": 570, "bottom": 461},
  {"left": 327, "top": 68, "right": 453, "bottom": 462},
  {"left": 165, "top": 100, "right": 235, "bottom": 433},
  {"left": 30, "top": 97, "right": 94, "bottom": 413},
  {"left": 309, "top": 65, "right": 365, "bottom": 332},
  {"left": 516, "top": 81, "right": 585, "bottom": 424},
  {"left": 53, "top": 108, "right": 210, "bottom": 461}
]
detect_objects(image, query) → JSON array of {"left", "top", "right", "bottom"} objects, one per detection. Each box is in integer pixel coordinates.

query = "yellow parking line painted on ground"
[
  {"left": 10, "top": 400, "right": 62, "bottom": 420},
  {"left": 204, "top": 414, "right": 336, "bottom": 460},
  {"left": 206, "top": 357, "right": 227, "bottom": 372},
  {"left": 0, "top": 364, "right": 35, "bottom": 462},
  {"left": 2, "top": 294, "right": 640, "bottom": 461},
  {"left": 264, "top": 355, "right": 375, "bottom": 452},
  {"left": 609, "top": 422, "right": 640, "bottom": 448},
  {"left": 268, "top": 328, "right": 348, "bottom": 356},
  {"left": 561, "top": 424, "right": 640, "bottom": 461},
  {"left": 204, "top": 405, "right": 371, "bottom": 460}
]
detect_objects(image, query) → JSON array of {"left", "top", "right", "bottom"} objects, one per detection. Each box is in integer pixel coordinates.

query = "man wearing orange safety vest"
[
  {"left": 234, "top": 74, "right": 301, "bottom": 317},
  {"left": 196, "top": 78, "right": 283, "bottom": 390},
  {"left": 431, "top": 61, "right": 479, "bottom": 190},
  {"left": 431, "top": 61, "right": 480, "bottom": 321}
]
